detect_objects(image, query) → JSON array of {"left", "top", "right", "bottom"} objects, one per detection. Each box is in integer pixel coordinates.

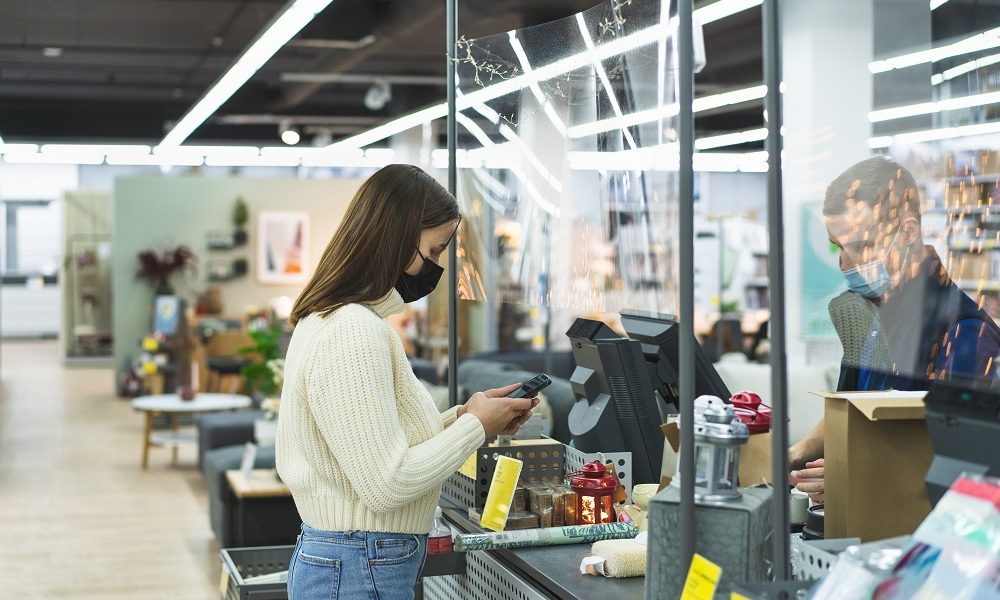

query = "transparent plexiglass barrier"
[{"left": 453, "top": 0, "right": 680, "bottom": 323}]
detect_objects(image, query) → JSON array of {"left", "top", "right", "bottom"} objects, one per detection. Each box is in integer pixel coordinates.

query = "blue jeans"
[{"left": 287, "top": 524, "right": 427, "bottom": 600}]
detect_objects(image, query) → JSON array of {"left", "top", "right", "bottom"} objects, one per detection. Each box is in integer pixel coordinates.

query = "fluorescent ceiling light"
[
  {"left": 1, "top": 142, "right": 391, "bottom": 168},
  {"left": 694, "top": 0, "right": 763, "bottom": 26},
  {"left": 576, "top": 13, "right": 637, "bottom": 149},
  {"left": 363, "top": 148, "right": 395, "bottom": 161},
  {"left": 870, "top": 27, "right": 1000, "bottom": 74},
  {"left": 567, "top": 84, "right": 766, "bottom": 139},
  {"left": 0, "top": 143, "right": 40, "bottom": 155},
  {"left": 869, "top": 120, "right": 1000, "bottom": 147},
  {"left": 509, "top": 32, "right": 566, "bottom": 135},
  {"left": 695, "top": 128, "right": 768, "bottom": 150},
  {"left": 567, "top": 147, "right": 768, "bottom": 172},
  {"left": 4, "top": 152, "right": 104, "bottom": 165},
  {"left": 869, "top": 89, "right": 1000, "bottom": 122},
  {"left": 930, "top": 0, "right": 950, "bottom": 9},
  {"left": 329, "top": 19, "right": 672, "bottom": 150},
  {"left": 160, "top": 0, "right": 335, "bottom": 147},
  {"left": 932, "top": 51, "right": 1000, "bottom": 85}
]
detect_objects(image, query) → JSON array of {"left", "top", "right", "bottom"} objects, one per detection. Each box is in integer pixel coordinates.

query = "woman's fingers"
[{"left": 485, "top": 382, "right": 523, "bottom": 398}]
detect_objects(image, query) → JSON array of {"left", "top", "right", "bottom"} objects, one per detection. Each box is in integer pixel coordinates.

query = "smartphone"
[{"left": 508, "top": 374, "right": 552, "bottom": 399}]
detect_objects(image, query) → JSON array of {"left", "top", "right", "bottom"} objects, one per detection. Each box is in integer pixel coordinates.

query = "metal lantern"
[
  {"left": 569, "top": 461, "right": 617, "bottom": 525},
  {"left": 693, "top": 397, "right": 749, "bottom": 502}
]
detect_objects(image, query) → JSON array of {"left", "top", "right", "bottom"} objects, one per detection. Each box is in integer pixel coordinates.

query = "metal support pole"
[
  {"left": 677, "top": 0, "right": 696, "bottom": 575},
  {"left": 763, "top": 0, "right": 791, "bottom": 580},
  {"left": 447, "top": 0, "right": 459, "bottom": 407}
]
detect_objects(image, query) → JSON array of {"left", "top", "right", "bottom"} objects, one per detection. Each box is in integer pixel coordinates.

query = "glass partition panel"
[{"left": 453, "top": 0, "right": 680, "bottom": 359}]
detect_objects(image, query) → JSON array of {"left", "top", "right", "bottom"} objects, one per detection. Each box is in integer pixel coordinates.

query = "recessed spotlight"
[
  {"left": 364, "top": 80, "right": 392, "bottom": 111},
  {"left": 279, "top": 122, "right": 300, "bottom": 145},
  {"left": 42, "top": 47, "right": 63, "bottom": 58}
]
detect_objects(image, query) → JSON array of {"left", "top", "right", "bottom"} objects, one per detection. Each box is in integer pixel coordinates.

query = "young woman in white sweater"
[{"left": 277, "top": 164, "right": 537, "bottom": 600}]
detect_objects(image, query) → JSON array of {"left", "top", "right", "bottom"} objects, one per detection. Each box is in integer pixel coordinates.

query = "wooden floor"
[{"left": 1, "top": 340, "right": 219, "bottom": 599}]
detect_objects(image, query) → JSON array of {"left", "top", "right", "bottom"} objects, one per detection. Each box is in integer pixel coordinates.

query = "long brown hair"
[{"left": 290, "top": 164, "right": 459, "bottom": 325}]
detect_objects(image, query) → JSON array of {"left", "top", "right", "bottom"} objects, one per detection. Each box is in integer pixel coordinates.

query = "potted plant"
[
  {"left": 136, "top": 245, "right": 197, "bottom": 295},
  {"left": 239, "top": 327, "right": 284, "bottom": 446},
  {"left": 233, "top": 197, "right": 249, "bottom": 246}
]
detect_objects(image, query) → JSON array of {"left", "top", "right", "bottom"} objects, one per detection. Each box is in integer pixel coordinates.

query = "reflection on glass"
[
  {"left": 822, "top": 156, "right": 1000, "bottom": 388},
  {"left": 453, "top": 0, "right": 679, "bottom": 328}
]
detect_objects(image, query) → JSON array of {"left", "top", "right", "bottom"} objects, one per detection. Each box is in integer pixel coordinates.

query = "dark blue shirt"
[{"left": 841, "top": 249, "right": 1000, "bottom": 392}]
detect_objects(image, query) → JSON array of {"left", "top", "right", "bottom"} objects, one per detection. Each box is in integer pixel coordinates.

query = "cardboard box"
[
  {"left": 812, "top": 390, "right": 932, "bottom": 542},
  {"left": 660, "top": 419, "right": 773, "bottom": 487}
]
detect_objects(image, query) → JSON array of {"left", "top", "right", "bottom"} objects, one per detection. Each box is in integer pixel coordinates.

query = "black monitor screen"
[
  {"left": 924, "top": 376, "right": 1000, "bottom": 505},
  {"left": 567, "top": 318, "right": 663, "bottom": 484},
  {"left": 620, "top": 311, "right": 731, "bottom": 412}
]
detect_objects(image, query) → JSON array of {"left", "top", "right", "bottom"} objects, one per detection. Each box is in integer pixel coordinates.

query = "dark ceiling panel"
[{"left": 0, "top": 0, "right": 767, "bottom": 144}]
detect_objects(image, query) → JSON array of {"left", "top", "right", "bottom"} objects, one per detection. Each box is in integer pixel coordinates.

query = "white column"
[{"left": 781, "top": 0, "right": 874, "bottom": 361}]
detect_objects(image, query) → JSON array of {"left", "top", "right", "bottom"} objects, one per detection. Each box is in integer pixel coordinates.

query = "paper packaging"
[
  {"left": 480, "top": 455, "right": 523, "bottom": 532},
  {"left": 505, "top": 511, "right": 540, "bottom": 530},
  {"left": 455, "top": 522, "right": 638, "bottom": 552},
  {"left": 660, "top": 417, "right": 773, "bottom": 486},
  {"left": 813, "top": 390, "right": 933, "bottom": 542}
]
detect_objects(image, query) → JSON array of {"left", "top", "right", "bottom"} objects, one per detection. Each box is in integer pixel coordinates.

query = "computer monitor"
[
  {"left": 567, "top": 318, "right": 664, "bottom": 484},
  {"left": 924, "top": 376, "right": 1000, "bottom": 505},
  {"left": 620, "top": 311, "right": 732, "bottom": 415}
]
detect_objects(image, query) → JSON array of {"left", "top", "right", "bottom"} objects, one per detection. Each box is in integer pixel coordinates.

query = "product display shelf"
[{"left": 441, "top": 439, "right": 633, "bottom": 511}]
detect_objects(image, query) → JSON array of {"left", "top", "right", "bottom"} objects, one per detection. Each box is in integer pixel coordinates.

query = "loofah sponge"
[{"left": 591, "top": 539, "right": 647, "bottom": 578}]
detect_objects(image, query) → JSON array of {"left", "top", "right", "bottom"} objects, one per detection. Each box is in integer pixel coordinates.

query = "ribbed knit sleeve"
[
  {"left": 303, "top": 311, "right": 486, "bottom": 514},
  {"left": 440, "top": 405, "right": 462, "bottom": 428}
]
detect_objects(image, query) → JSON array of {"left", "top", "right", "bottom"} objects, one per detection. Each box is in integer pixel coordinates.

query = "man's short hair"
[{"left": 823, "top": 156, "right": 921, "bottom": 225}]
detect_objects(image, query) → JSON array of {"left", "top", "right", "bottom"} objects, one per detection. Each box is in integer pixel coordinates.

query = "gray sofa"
[
  {"left": 197, "top": 412, "right": 301, "bottom": 547},
  {"left": 457, "top": 358, "right": 575, "bottom": 443}
]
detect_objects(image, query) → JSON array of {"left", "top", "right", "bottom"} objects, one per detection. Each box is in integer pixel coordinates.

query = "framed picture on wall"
[{"left": 257, "top": 211, "right": 309, "bottom": 284}]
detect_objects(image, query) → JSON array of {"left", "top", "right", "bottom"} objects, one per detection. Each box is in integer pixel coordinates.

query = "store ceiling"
[{"left": 0, "top": 0, "right": 765, "bottom": 147}]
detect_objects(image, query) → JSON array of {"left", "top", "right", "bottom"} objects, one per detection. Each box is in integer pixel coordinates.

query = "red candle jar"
[{"left": 569, "top": 461, "right": 617, "bottom": 525}]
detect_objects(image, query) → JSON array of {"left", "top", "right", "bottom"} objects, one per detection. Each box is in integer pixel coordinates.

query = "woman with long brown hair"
[{"left": 277, "top": 164, "right": 536, "bottom": 600}]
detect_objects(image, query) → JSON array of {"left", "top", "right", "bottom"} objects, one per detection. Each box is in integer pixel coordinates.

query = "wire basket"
[{"left": 219, "top": 545, "right": 293, "bottom": 600}]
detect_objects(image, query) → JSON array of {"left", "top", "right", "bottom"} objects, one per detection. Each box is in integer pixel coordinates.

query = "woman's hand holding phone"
[{"left": 462, "top": 382, "right": 536, "bottom": 437}]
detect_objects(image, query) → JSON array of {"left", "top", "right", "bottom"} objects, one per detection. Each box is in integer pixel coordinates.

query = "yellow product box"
[{"left": 480, "top": 455, "right": 523, "bottom": 532}]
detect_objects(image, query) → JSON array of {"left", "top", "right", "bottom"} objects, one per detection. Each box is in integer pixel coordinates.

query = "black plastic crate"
[{"left": 220, "top": 545, "right": 292, "bottom": 600}]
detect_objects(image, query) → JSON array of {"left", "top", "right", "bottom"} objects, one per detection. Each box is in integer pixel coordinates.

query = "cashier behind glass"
[{"left": 789, "top": 156, "right": 1000, "bottom": 502}]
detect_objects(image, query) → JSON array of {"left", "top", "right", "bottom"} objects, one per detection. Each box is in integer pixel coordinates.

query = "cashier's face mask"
[
  {"left": 841, "top": 230, "right": 907, "bottom": 299},
  {"left": 395, "top": 249, "right": 443, "bottom": 303}
]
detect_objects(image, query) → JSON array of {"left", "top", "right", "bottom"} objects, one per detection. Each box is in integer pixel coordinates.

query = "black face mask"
[{"left": 395, "top": 249, "right": 444, "bottom": 303}]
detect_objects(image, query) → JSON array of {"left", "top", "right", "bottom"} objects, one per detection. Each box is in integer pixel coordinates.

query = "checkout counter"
[{"left": 422, "top": 505, "right": 645, "bottom": 600}]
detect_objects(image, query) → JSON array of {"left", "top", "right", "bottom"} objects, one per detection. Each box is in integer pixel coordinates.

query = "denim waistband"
[{"left": 300, "top": 523, "right": 428, "bottom": 542}]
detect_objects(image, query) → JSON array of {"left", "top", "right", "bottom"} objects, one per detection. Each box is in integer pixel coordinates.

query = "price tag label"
[
  {"left": 680, "top": 553, "right": 722, "bottom": 600},
  {"left": 219, "top": 568, "right": 230, "bottom": 597},
  {"left": 459, "top": 452, "right": 477, "bottom": 479}
]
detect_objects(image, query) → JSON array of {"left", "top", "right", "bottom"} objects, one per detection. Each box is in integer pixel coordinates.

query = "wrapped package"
[
  {"left": 552, "top": 485, "right": 576, "bottom": 527},
  {"left": 536, "top": 506, "right": 553, "bottom": 528},
  {"left": 512, "top": 486, "right": 527, "bottom": 513},
  {"left": 506, "top": 511, "right": 540, "bottom": 530},
  {"left": 527, "top": 485, "right": 554, "bottom": 517}
]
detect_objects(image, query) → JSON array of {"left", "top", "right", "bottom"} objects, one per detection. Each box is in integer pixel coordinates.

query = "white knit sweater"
[{"left": 275, "top": 289, "right": 485, "bottom": 534}]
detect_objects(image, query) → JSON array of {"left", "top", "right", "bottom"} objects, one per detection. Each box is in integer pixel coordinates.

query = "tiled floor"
[{"left": 0, "top": 340, "right": 219, "bottom": 599}]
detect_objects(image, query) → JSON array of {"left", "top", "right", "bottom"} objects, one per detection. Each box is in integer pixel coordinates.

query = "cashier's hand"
[
  {"left": 462, "top": 383, "right": 537, "bottom": 437},
  {"left": 789, "top": 458, "right": 825, "bottom": 504}
]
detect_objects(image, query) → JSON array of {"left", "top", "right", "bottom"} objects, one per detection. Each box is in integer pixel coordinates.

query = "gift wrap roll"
[{"left": 455, "top": 522, "right": 638, "bottom": 552}]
